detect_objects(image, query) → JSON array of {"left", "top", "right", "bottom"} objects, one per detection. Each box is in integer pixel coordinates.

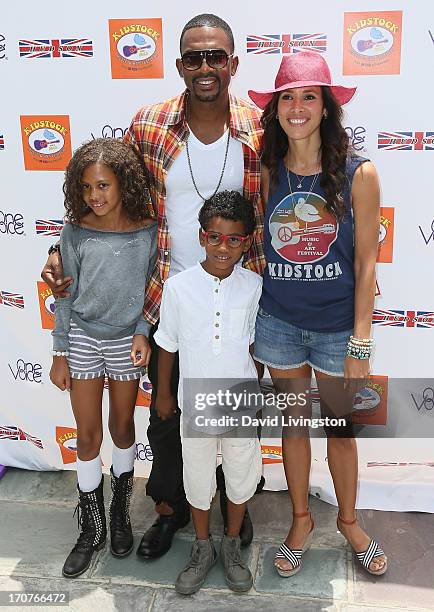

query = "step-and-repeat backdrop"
[{"left": 1, "top": 0, "right": 433, "bottom": 511}]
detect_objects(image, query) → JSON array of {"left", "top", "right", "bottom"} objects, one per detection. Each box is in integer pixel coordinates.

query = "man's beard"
[{"left": 191, "top": 74, "right": 222, "bottom": 102}]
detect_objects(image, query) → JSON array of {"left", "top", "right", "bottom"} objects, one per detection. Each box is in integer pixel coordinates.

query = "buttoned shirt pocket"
[{"left": 229, "top": 308, "right": 248, "bottom": 340}]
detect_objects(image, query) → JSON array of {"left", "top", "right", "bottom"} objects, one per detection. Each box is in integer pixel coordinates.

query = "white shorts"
[{"left": 181, "top": 432, "right": 262, "bottom": 511}]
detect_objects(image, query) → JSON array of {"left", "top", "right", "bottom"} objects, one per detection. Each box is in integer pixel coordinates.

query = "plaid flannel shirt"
[{"left": 124, "top": 90, "right": 264, "bottom": 331}]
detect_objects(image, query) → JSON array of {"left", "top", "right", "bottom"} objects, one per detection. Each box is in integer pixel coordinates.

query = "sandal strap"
[
  {"left": 275, "top": 543, "right": 303, "bottom": 568},
  {"left": 356, "top": 540, "right": 385, "bottom": 570},
  {"left": 337, "top": 513, "right": 357, "bottom": 525},
  {"left": 293, "top": 510, "right": 310, "bottom": 519}
]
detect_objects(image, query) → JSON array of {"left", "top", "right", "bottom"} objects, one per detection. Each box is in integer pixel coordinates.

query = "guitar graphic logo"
[
  {"left": 269, "top": 193, "right": 338, "bottom": 263},
  {"left": 351, "top": 27, "right": 393, "bottom": 58},
  {"left": 29, "top": 128, "right": 64, "bottom": 156},
  {"left": 118, "top": 33, "right": 155, "bottom": 62}
]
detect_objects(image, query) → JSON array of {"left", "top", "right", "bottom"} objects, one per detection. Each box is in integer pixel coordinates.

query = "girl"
[
  {"left": 248, "top": 51, "right": 387, "bottom": 577},
  {"left": 50, "top": 138, "right": 156, "bottom": 578}
]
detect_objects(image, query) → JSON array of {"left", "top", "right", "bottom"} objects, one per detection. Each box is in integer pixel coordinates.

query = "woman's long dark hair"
[{"left": 261, "top": 87, "right": 349, "bottom": 219}]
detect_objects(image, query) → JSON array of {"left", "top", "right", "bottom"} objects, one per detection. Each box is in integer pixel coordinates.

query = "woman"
[{"left": 248, "top": 51, "right": 387, "bottom": 577}]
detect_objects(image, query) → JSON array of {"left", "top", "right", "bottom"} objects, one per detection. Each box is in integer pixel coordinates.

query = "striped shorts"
[{"left": 67, "top": 322, "right": 145, "bottom": 381}]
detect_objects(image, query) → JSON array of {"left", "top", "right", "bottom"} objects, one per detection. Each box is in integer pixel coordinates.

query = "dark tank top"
[{"left": 260, "top": 155, "right": 368, "bottom": 332}]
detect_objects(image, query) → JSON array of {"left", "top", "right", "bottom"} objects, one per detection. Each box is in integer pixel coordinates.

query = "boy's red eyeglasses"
[{"left": 201, "top": 230, "right": 249, "bottom": 248}]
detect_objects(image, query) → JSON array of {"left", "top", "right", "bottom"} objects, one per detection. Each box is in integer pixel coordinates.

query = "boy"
[{"left": 154, "top": 191, "right": 263, "bottom": 594}]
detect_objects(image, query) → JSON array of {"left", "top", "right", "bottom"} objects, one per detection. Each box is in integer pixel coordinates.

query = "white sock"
[
  {"left": 76, "top": 456, "right": 102, "bottom": 492},
  {"left": 112, "top": 442, "right": 136, "bottom": 477}
]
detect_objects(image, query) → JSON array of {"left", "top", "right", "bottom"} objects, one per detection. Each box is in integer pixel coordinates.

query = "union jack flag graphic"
[
  {"left": 372, "top": 309, "right": 434, "bottom": 328},
  {"left": 247, "top": 34, "right": 327, "bottom": 55},
  {"left": 19, "top": 38, "right": 93, "bottom": 59},
  {"left": 35, "top": 219, "right": 64, "bottom": 236},
  {"left": 377, "top": 131, "right": 434, "bottom": 151},
  {"left": 0, "top": 426, "right": 43, "bottom": 449},
  {"left": 0, "top": 134, "right": 4, "bottom": 150},
  {"left": 0, "top": 291, "right": 24, "bottom": 309}
]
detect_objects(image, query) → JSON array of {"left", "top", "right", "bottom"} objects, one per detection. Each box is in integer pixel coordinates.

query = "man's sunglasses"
[
  {"left": 181, "top": 49, "right": 233, "bottom": 71},
  {"left": 201, "top": 230, "right": 249, "bottom": 248}
]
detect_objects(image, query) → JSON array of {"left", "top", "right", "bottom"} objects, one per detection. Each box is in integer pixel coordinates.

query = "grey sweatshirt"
[{"left": 52, "top": 221, "right": 157, "bottom": 351}]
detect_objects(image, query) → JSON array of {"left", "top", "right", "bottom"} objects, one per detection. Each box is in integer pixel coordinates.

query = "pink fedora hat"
[{"left": 248, "top": 50, "right": 356, "bottom": 109}]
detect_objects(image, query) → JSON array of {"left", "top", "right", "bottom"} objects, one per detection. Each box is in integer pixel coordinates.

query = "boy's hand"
[
  {"left": 131, "top": 335, "right": 151, "bottom": 367},
  {"left": 156, "top": 391, "right": 177, "bottom": 421},
  {"left": 41, "top": 250, "right": 73, "bottom": 298},
  {"left": 50, "top": 356, "right": 71, "bottom": 391}
]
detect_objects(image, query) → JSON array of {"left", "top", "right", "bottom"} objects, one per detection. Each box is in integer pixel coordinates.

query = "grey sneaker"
[
  {"left": 175, "top": 536, "right": 217, "bottom": 595},
  {"left": 220, "top": 535, "right": 253, "bottom": 592}
]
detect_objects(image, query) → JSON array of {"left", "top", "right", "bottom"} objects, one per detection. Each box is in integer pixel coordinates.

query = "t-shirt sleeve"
[
  {"left": 51, "top": 224, "right": 80, "bottom": 352},
  {"left": 249, "top": 276, "right": 263, "bottom": 345},
  {"left": 153, "top": 280, "right": 179, "bottom": 353}
]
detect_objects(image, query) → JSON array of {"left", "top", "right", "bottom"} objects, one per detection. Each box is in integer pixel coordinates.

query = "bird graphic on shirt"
[{"left": 294, "top": 197, "right": 321, "bottom": 230}]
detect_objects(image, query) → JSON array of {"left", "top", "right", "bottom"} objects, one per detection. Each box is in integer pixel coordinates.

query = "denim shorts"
[{"left": 254, "top": 307, "right": 352, "bottom": 377}]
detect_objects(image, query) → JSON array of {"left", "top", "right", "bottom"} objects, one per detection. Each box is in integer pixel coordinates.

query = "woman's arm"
[{"left": 346, "top": 161, "right": 380, "bottom": 379}]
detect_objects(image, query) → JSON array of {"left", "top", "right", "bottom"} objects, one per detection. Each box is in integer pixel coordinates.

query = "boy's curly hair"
[
  {"left": 63, "top": 138, "right": 153, "bottom": 224},
  {"left": 198, "top": 190, "right": 255, "bottom": 235}
]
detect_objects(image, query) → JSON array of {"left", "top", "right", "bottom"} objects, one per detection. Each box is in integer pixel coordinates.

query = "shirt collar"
[
  {"left": 166, "top": 90, "right": 256, "bottom": 147},
  {"left": 197, "top": 261, "right": 236, "bottom": 285}
]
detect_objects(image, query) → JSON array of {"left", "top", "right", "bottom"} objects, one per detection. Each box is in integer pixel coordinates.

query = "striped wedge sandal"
[
  {"left": 274, "top": 510, "right": 314, "bottom": 578},
  {"left": 337, "top": 514, "right": 388, "bottom": 576}
]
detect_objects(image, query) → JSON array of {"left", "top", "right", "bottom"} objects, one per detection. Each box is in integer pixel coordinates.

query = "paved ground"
[{"left": 0, "top": 468, "right": 433, "bottom": 611}]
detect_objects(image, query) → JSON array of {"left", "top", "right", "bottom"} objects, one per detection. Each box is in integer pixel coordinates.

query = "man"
[{"left": 42, "top": 13, "right": 264, "bottom": 560}]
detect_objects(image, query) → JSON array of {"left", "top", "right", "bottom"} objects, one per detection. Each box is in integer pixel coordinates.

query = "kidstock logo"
[
  {"left": 56, "top": 426, "right": 77, "bottom": 464},
  {"left": 8, "top": 359, "right": 42, "bottom": 383},
  {"left": 343, "top": 11, "right": 402, "bottom": 75},
  {"left": 20, "top": 115, "right": 72, "bottom": 171},
  {"left": 91, "top": 124, "right": 127, "bottom": 140},
  {"left": 419, "top": 220, "right": 434, "bottom": 245},
  {"left": 19, "top": 38, "right": 93, "bottom": 59},
  {"left": 377, "top": 207, "right": 394, "bottom": 263},
  {"left": 37, "top": 281, "right": 55, "bottom": 329},
  {"left": 247, "top": 33, "right": 326, "bottom": 55},
  {"left": 0, "top": 211, "right": 24, "bottom": 235},
  {"left": 109, "top": 19, "right": 164, "bottom": 79},
  {"left": 345, "top": 126, "right": 366, "bottom": 151}
]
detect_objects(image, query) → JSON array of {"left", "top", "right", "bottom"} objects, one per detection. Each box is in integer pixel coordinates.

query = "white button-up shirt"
[{"left": 154, "top": 263, "right": 262, "bottom": 428}]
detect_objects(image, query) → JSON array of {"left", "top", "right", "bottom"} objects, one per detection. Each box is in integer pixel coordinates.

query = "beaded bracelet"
[
  {"left": 52, "top": 350, "right": 69, "bottom": 357},
  {"left": 347, "top": 336, "right": 373, "bottom": 360}
]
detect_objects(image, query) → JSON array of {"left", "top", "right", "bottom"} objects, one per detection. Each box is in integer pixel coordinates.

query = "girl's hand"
[
  {"left": 156, "top": 392, "right": 177, "bottom": 421},
  {"left": 50, "top": 356, "right": 71, "bottom": 391},
  {"left": 344, "top": 355, "right": 370, "bottom": 398},
  {"left": 131, "top": 335, "right": 151, "bottom": 367}
]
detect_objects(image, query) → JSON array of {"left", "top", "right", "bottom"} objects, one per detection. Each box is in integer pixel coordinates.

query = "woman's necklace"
[
  {"left": 185, "top": 103, "right": 231, "bottom": 202},
  {"left": 287, "top": 155, "right": 321, "bottom": 189},
  {"left": 286, "top": 162, "right": 321, "bottom": 200}
]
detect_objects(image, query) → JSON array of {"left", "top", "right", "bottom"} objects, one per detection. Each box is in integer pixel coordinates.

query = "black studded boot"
[
  {"left": 109, "top": 467, "right": 134, "bottom": 557},
  {"left": 62, "top": 477, "right": 106, "bottom": 578}
]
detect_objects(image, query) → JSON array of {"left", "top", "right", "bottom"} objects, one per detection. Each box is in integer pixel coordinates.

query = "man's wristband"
[{"left": 48, "top": 243, "right": 61, "bottom": 256}]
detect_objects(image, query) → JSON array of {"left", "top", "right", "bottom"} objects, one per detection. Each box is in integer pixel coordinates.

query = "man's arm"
[{"left": 41, "top": 243, "right": 73, "bottom": 297}]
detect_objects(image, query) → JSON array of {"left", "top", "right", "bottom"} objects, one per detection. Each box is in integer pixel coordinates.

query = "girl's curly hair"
[
  {"left": 63, "top": 138, "right": 153, "bottom": 224},
  {"left": 261, "top": 87, "right": 350, "bottom": 220}
]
